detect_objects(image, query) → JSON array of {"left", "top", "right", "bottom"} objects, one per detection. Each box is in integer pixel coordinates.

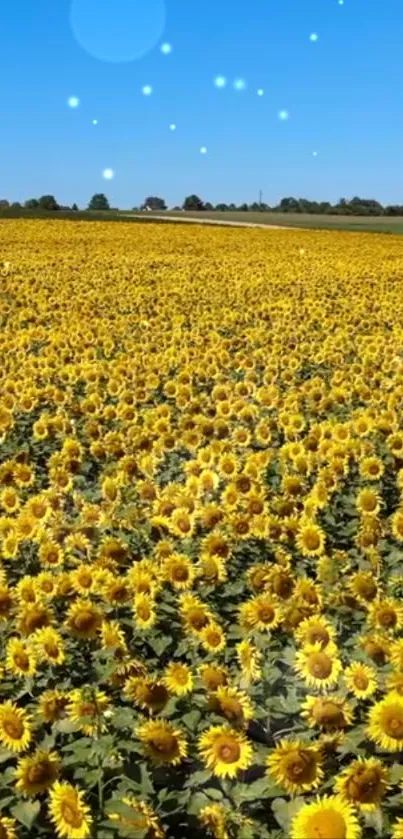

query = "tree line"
[{"left": 3, "top": 193, "right": 403, "bottom": 216}]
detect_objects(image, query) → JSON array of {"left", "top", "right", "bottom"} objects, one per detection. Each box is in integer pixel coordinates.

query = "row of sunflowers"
[{"left": 1, "top": 219, "right": 403, "bottom": 838}]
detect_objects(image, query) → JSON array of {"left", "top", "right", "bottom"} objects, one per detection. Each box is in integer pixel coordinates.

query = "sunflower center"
[
  {"left": 354, "top": 673, "right": 369, "bottom": 690},
  {"left": 3, "top": 718, "right": 23, "bottom": 739},
  {"left": 44, "top": 642, "right": 59, "bottom": 658},
  {"left": 303, "top": 530, "right": 321, "bottom": 551},
  {"left": 172, "top": 565, "right": 189, "bottom": 581},
  {"left": 307, "top": 652, "right": 332, "bottom": 679},
  {"left": 307, "top": 810, "right": 346, "bottom": 839},
  {"left": 383, "top": 710, "right": 403, "bottom": 739},
  {"left": 27, "top": 762, "right": 51, "bottom": 784},
  {"left": 314, "top": 701, "right": 345, "bottom": 728},
  {"left": 377, "top": 607, "right": 397, "bottom": 628},
  {"left": 284, "top": 750, "right": 317, "bottom": 783},
  {"left": 61, "top": 801, "right": 83, "bottom": 829},
  {"left": 137, "top": 603, "right": 151, "bottom": 620},
  {"left": 0, "top": 826, "right": 8, "bottom": 839},
  {"left": 347, "top": 768, "right": 382, "bottom": 802},
  {"left": 188, "top": 609, "right": 209, "bottom": 630},
  {"left": 257, "top": 604, "right": 275, "bottom": 624},
  {"left": 217, "top": 741, "right": 241, "bottom": 764},
  {"left": 205, "top": 630, "right": 222, "bottom": 647},
  {"left": 309, "top": 630, "right": 330, "bottom": 647},
  {"left": 152, "top": 734, "right": 177, "bottom": 755},
  {"left": 74, "top": 612, "right": 97, "bottom": 631},
  {"left": 14, "top": 653, "right": 30, "bottom": 671}
]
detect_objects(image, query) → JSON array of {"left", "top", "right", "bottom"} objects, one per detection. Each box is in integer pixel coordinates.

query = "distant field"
[{"left": 140, "top": 210, "right": 403, "bottom": 234}]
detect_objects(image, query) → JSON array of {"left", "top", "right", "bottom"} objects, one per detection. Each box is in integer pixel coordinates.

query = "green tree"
[
  {"left": 24, "top": 198, "right": 39, "bottom": 209},
  {"left": 38, "top": 195, "right": 59, "bottom": 211},
  {"left": 71, "top": 203, "right": 79, "bottom": 211},
  {"left": 88, "top": 193, "right": 110, "bottom": 211},
  {"left": 143, "top": 196, "right": 167, "bottom": 210},
  {"left": 183, "top": 194, "right": 204, "bottom": 211}
]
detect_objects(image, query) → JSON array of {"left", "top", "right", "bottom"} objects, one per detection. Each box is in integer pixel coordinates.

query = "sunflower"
[
  {"left": 296, "top": 521, "right": 326, "bottom": 557},
  {"left": 368, "top": 599, "right": 403, "bottom": 632},
  {"left": 359, "top": 456, "right": 384, "bottom": 481},
  {"left": 290, "top": 795, "right": 361, "bottom": 839},
  {"left": 5, "top": 638, "right": 37, "bottom": 678},
  {"left": 239, "top": 593, "right": 282, "bottom": 632},
  {"left": 109, "top": 797, "right": 165, "bottom": 838},
  {"left": 37, "top": 690, "right": 69, "bottom": 723},
  {"left": 48, "top": 781, "right": 92, "bottom": 839},
  {"left": 67, "top": 688, "right": 110, "bottom": 735},
  {"left": 0, "top": 818, "right": 17, "bottom": 839},
  {"left": 136, "top": 719, "right": 187, "bottom": 765},
  {"left": 15, "top": 748, "right": 61, "bottom": 796},
  {"left": 200, "top": 622, "right": 226, "bottom": 654},
  {"left": 199, "top": 664, "right": 229, "bottom": 691},
  {"left": 17, "top": 602, "right": 52, "bottom": 636},
  {"left": 267, "top": 739, "right": 324, "bottom": 795},
  {"left": 236, "top": 639, "right": 262, "bottom": 683},
  {"left": 210, "top": 686, "right": 254, "bottom": 726},
  {"left": 162, "top": 554, "right": 195, "bottom": 590},
  {"left": 344, "top": 662, "right": 377, "bottom": 700},
  {"left": 0, "top": 701, "right": 32, "bottom": 752},
  {"left": 295, "top": 643, "right": 342, "bottom": 690},
  {"left": 356, "top": 488, "right": 381, "bottom": 516},
  {"left": 198, "top": 804, "right": 230, "bottom": 839},
  {"left": 392, "top": 819, "right": 403, "bottom": 839},
  {"left": 66, "top": 599, "right": 102, "bottom": 638},
  {"left": 124, "top": 678, "right": 169, "bottom": 713},
  {"left": 198, "top": 725, "right": 253, "bottom": 778},
  {"left": 295, "top": 616, "right": 336, "bottom": 649},
  {"left": 392, "top": 509, "right": 403, "bottom": 542},
  {"left": 367, "top": 694, "right": 403, "bottom": 751},
  {"left": 302, "top": 695, "right": 353, "bottom": 731},
  {"left": 349, "top": 572, "right": 377, "bottom": 604},
  {"left": 334, "top": 757, "right": 389, "bottom": 811},
  {"left": 32, "top": 626, "right": 65, "bottom": 666},
  {"left": 163, "top": 662, "right": 193, "bottom": 696},
  {"left": 386, "top": 671, "right": 403, "bottom": 696},
  {"left": 360, "top": 633, "right": 391, "bottom": 665}
]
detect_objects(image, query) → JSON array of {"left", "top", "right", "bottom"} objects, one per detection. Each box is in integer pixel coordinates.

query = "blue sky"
[{"left": 1, "top": 0, "right": 403, "bottom": 208}]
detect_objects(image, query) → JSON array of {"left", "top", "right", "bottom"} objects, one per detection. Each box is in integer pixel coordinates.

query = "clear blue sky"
[{"left": 1, "top": 0, "right": 403, "bottom": 208}]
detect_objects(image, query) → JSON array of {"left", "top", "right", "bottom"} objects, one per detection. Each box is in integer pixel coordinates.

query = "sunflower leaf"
[{"left": 11, "top": 800, "right": 41, "bottom": 829}]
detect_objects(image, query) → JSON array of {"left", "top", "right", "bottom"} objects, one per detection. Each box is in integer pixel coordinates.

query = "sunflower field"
[{"left": 2, "top": 219, "right": 403, "bottom": 838}]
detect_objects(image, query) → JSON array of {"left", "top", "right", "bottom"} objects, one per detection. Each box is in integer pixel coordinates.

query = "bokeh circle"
[{"left": 69, "top": 0, "right": 166, "bottom": 63}]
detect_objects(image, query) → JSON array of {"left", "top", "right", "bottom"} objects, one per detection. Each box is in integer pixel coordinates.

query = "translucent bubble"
[
  {"left": 160, "top": 42, "right": 172, "bottom": 54},
  {"left": 338, "top": 1, "right": 344, "bottom": 5},
  {"left": 69, "top": 0, "right": 166, "bottom": 64},
  {"left": 200, "top": 146, "right": 207, "bottom": 154},
  {"left": 102, "top": 168, "right": 114, "bottom": 179},
  {"left": 214, "top": 75, "right": 227, "bottom": 88},
  {"left": 92, "top": 119, "right": 98, "bottom": 125},
  {"left": 142, "top": 85, "right": 153, "bottom": 96},
  {"left": 169, "top": 123, "right": 176, "bottom": 131},
  {"left": 257, "top": 88, "right": 264, "bottom": 96},
  {"left": 278, "top": 110, "right": 289, "bottom": 121},
  {"left": 313, "top": 150, "right": 318, "bottom": 157},
  {"left": 233, "top": 78, "right": 246, "bottom": 91},
  {"left": 68, "top": 96, "right": 80, "bottom": 108},
  {"left": 309, "top": 32, "right": 318, "bottom": 42}
]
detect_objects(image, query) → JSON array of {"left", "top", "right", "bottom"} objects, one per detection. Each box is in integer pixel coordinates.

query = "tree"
[
  {"left": 143, "top": 196, "right": 167, "bottom": 211},
  {"left": 88, "top": 193, "right": 110, "bottom": 211},
  {"left": 24, "top": 198, "right": 39, "bottom": 209},
  {"left": 204, "top": 202, "right": 214, "bottom": 211},
  {"left": 38, "top": 195, "right": 59, "bottom": 211},
  {"left": 215, "top": 203, "right": 229, "bottom": 211},
  {"left": 11, "top": 202, "right": 22, "bottom": 209},
  {"left": 0, "top": 199, "right": 9, "bottom": 209},
  {"left": 71, "top": 203, "right": 79, "bottom": 211},
  {"left": 183, "top": 194, "right": 204, "bottom": 211},
  {"left": 238, "top": 203, "right": 249, "bottom": 212}
]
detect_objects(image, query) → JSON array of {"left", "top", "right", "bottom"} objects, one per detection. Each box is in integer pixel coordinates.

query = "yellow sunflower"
[
  {"left": 344, "top": 662, "right": 377, "bottom": 700},
  {"left": 109, "top": 797, "right": 165, "bottom": 838},
  {"left": 0, "top": 818, "right": 17, "bottom": 839},
  {"left": 48, "top": 781, "right": 92, "bottom": 839},
  {"left": 302, "top": 695, "right": 353, "bottom": 731},
  {"left": 15, "top": 748, "right": 61, "bottom": 796},
  {"left": 124, "top": 678, "right": 169, "bottom": 714},
  {"left": 210, "top": 686, "right": 254, "bottom": 727},
  {"left": 0, "top": 701, "right": 32, "bottom": 753},
  {"left": 290, "top": 795, "right": 361, "bottom": 839},
  {"left": 236, "top": 639, "right": 262, "bottom": 683},
  {"left": 32, "top": 626, "right": 65, "bottom": 666},
  {"left": 267, "top": 739, "right": 323, "bottom": 795},
  {"left": 198, "top": 804, "right": 229, "bottom": 839},
  {"left": 296, "top": 521, "right": 326, "bottom": 557},
  {"left": 163, "top": 662, "right": 193, "bottom": 696},
  {"left": 368, "top": 599, "right": 403, "bottom": 632},
  {"left": 5, "top": 637, "right": 37, "bottom": 678},
  {"left": 294, "top": 616, "right": 336, "bottom": 649},
  {"left": 198, "top": 725, "right": 253, "bottom": 779},
  {"left": 67, "top": 688, "right": 110, "bottom": 735},
  {"left": 136, "top": 719, "right": 187, "bottom": 765},
  {"left": 392, "top": 819, "right": 403, "bottom": 839},
  {"left": 199, "top": 664, "right": 229, "bottom": 692},
  {"left": 295, "top": 643, "right": 342, "bottom": 690},
  {"left": 37, "top": 690, "right": 69, "bottom": 723},
  {"left": 335, "top": 757, "right": 389, "bottom": 811},
  {"left": 367, "top": 694, "right": 403, "bottom": 751},
  {"left": 65, "top": 599, "right": 102, "bottom": 639},
  {"left": 356, "top": 488, "right": 381, "bottom": 516},
  {"left": 239, "top": 593, "right": 282, "bottom": 632}
]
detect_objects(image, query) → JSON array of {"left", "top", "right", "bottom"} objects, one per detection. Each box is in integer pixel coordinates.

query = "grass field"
[
  {"left": 3, "top": 219, "right": 403, "bottom": 838},
  {"left": 143, "top": 209, "right": 403, "bottom": 234}
]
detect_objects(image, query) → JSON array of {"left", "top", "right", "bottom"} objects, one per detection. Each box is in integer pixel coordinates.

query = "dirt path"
[{"left": 122, "top": 213, "right": 296, "bottom": 230}]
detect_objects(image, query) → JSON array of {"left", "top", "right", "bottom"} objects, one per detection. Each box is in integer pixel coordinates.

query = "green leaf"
[
  {"left": 0, "top": 750, "right": 12, "bottom": 766},
  {"left": 272, "top": 797, "right": 305, "bottom": 831},
  {"left": 187, "top": 791, "right": 211, "bottom": 815},
  {"left": 235, "top": 777, "right": 282, "bottom": 802},
  {"left": 182, "top": 709, "right": 202, "bottom": 729},
  {"left": 11, "top": 800, "right": 41, "bottom": 830},
  {"left": 389, "top": 763, "right": 403, "bottom": 785},
  {"left": 185, "top": 769, "right": 212, "bottom": 787},
  {"left": 203, "top": 787, "right": 223, "bottom": 801}
]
